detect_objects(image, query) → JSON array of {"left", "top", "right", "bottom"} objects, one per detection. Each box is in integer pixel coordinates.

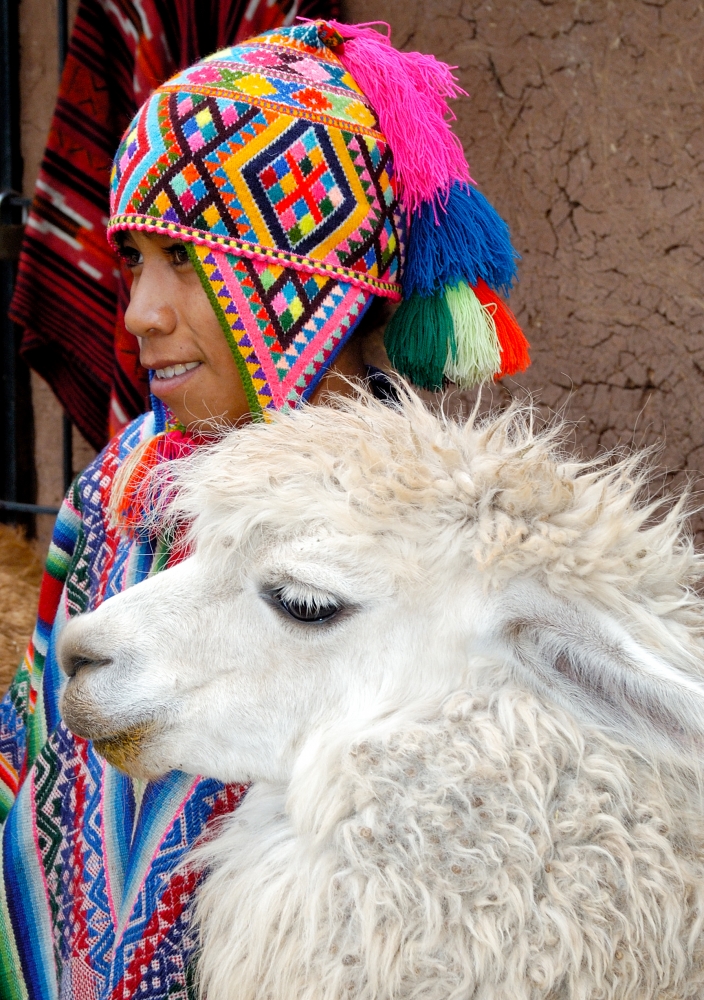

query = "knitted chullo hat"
[{"left": 108, "top": 19, "right": 529, "bottom": 418}]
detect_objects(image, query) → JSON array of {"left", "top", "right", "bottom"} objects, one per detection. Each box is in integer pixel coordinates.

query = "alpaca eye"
[{"left": 269, "top": 589, "right": 341, "bottom": 624}]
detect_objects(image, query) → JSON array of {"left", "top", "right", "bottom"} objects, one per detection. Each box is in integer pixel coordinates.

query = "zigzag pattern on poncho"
[{"left": 0, "top": 412, "right": 246, "bottom": 1000}]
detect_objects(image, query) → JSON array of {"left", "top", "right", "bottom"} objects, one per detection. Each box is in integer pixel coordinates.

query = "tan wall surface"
[
  {"left": 18, "top": 0, "right": 704, "bottom": 551},
  {"left": 345, "top": 0, "right": 704, "bottom": 524}
]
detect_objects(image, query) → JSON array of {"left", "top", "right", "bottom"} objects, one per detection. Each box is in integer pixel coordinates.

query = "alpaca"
[{"left": 58, "top": 388, "right": 704, "bottom": 1000}]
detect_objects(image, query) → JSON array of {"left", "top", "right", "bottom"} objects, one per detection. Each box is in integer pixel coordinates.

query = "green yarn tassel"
[
  {"left": 443, "top": 281, "right": 501, "bottom": 387},
  {"left": 384, "top": 291, "right": 455, "bottom": 390}
]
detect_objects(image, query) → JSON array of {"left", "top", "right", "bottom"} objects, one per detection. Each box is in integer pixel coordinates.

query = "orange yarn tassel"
[{"left": 472, "top": 278, "right": 530, "bottom": 378}]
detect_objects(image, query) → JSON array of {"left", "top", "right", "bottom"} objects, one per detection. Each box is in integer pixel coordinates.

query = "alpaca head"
[{"left": 58, "top": 388, "right": 704, "bottom": 783}]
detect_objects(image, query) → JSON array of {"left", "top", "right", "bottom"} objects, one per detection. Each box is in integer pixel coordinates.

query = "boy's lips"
[{"left": 150, "top": 361, "right": 203, "bottom": 396}]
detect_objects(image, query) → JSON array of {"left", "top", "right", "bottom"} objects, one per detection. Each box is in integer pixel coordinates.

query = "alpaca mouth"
[{"left": 93, "top": 722, "right": 154, "bottom": 773}]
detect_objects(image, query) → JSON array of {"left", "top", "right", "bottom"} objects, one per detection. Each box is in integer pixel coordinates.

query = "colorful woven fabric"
[
  {"left": 108, "top": 25, "right": 402, "bottom": 293},
  {"left": 10, "top": 0, "right": 336, "bottom": 448},
  {"left": 190, "top": 248, "right": 371, "bottom": 412},
  {"left": 107, "top": 21, "right": 404, "bottom": 414},
  {"left": 0, "top": 414, "right": 247, "bottom": 999}
]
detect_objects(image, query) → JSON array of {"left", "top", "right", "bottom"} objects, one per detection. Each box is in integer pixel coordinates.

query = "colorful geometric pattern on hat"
[
  {"left": 166, "top": 27, "right": 378, "bottom": 130},
  {"left": 188, "top": 242, "right": 371, "bottom": 414},
  {"left": 108, "top": 22, "right": 403, "bottom": 299}
]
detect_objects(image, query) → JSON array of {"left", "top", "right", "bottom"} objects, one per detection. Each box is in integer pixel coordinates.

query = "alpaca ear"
[{"left": 500, "top": 583, "right": 704, "bottom": 758}]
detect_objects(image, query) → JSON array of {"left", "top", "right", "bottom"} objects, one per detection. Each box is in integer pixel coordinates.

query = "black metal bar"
[
  {"left": 0, "top": 0, "right": 23, "bottom": 520},
  {"left": 0, "top": 193, "right": 21, "bottom": 510},
  {"left": 0, "top": 501, "right": 60, "bottom": 515},
  {"left": 0, "top": 2, "right": 20, "bottom": 186},
  {"left": 2, "top": 323, "right": 16, "bottom": 499},
  {"left": 0, "top": 279, "right": 17, "bottom": 502},
  {"left": 57, "top": 0, "right": 68, "bottom": 69},
  {"left": 62, "top": 413, "right": 73, "bottom": 490}
]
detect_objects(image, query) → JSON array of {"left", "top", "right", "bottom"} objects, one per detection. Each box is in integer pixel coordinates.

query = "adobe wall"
[
  {"left": 19, "top": 0, "right": 704, "bottom": 552},
  {"left": 344, "top": 0, "right": 704, "bottom": 527}
]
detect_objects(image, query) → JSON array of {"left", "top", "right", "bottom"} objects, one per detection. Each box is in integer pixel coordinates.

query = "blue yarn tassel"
[{"left": 402, "top": 182, "right": 519, "bottom": 298}]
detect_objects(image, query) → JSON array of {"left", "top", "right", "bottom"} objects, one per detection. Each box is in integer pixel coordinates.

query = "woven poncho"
[{"left": 0, "top": 401, "right": 246, "bottom": 998}]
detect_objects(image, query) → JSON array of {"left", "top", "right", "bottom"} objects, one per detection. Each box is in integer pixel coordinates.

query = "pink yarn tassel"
[{"left": 325, "top": 20, "right": 471, "bottom": 214}]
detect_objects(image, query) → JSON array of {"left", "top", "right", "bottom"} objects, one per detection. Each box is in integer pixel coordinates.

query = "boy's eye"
[
  {"left": 118, "top": 246, "right": 142, "bottom": 268},
  {"left": 168, "top": 243, "right": 190, "bottom": 265}
]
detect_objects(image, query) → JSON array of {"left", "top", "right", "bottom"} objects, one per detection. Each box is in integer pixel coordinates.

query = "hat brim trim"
[{"left": 107, "top": 215, "right": 402, "bottom": 300}]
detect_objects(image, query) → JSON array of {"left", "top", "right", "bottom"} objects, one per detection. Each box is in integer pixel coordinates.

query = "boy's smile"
[{"left": 153, "top": 361, "right": 202, "bottom": 381}]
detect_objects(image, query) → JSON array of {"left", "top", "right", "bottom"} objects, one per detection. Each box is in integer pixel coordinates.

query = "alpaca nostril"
[
  {"left": 63, "top": 653, "right": 113, "bottom": 678},
  {"left": 57, "top": 622, "right": 115, "bottom": 678}
]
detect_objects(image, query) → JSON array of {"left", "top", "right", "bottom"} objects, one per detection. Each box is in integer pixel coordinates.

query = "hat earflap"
[{"left": 322, "top": 20, "right": 531, "bottom": 390}]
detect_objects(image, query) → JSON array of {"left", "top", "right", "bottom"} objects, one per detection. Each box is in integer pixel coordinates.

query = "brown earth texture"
[
  {"left": 0, "top": 526, "right": 42, "bottom": 695},
  {"left": 344, "top": 0, "right": 704, "bottom": 531}
]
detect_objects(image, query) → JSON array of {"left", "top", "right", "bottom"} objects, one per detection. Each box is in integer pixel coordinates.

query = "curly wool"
[
  {"left": 163, "top": 387, "right": 704, "bottom": 642},
  {"left": 193, "top": 688, "right": 704, "bottom": 1000}
]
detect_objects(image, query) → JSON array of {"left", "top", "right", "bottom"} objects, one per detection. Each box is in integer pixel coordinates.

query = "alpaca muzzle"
[
  {"left": 93, "top": 722, "right": 156, "bottom": 773},
  {"left": 58, "top": 614, "right": 153, "bottom": 755}
]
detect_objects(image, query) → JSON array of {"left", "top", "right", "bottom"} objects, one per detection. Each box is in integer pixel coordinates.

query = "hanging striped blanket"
[{"left": 0, "top": 412, "right": 246, "bottom": 999}]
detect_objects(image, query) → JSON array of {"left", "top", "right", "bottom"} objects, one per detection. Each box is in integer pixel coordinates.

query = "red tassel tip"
[
  {"left": 472, "top": 278, "right": 530, "bottom": 378},
  {"left": 115, "top": 430, "right": 197, "bottom": 528},
  {"left": 325, "top": 20, "right": 471, "bottom": 214}
]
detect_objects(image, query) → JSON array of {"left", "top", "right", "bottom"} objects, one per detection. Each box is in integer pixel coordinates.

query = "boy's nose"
[{"left": 124, "top": 269, "right": 178, "bottom": 338}]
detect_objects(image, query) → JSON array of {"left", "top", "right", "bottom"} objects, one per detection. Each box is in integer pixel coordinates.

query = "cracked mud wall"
[
  {"left": 344, "top": 0, "right": 704, "bottom": 527},
  {"left": 20, "top": 0, "right": 704, "bottom": 547}
]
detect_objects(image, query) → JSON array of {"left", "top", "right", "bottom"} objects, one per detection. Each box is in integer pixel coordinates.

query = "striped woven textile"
[
  {"left": 0, "top": 410, "right": 247, "bottom": 998},
  {"left": 9, "top": 0, "right": 336, "bottom": 450}
]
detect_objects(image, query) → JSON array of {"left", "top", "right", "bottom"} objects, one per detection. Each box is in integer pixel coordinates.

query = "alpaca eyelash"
[{"left": 265, "top": 587, "right": 342, "bottom": 626}]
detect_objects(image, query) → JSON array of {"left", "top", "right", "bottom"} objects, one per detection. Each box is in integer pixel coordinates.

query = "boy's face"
[
  {"left": 121, "top": 231, "right": 368, "bottom": 430},
  {"left": 121, "top": 230, "right": 252, "bottom": 430}
]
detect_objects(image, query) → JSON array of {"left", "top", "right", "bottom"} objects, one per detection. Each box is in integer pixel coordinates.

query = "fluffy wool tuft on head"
[{"left": 154, "top": 384, "right": 703, "bottom": 638}]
